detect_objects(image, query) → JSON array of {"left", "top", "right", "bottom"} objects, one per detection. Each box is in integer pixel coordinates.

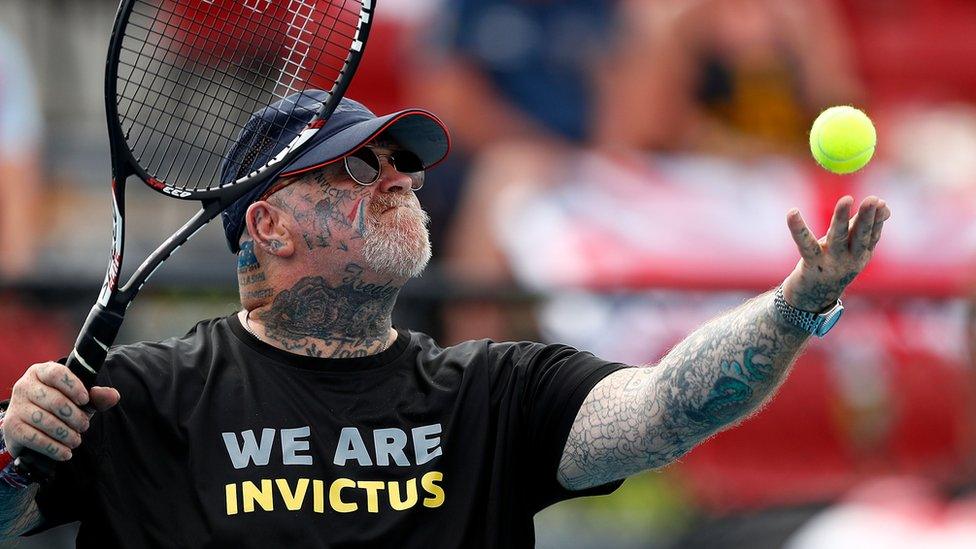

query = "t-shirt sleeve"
[{"left": 488, "top": 341, "right": 631, "bottom": 511}]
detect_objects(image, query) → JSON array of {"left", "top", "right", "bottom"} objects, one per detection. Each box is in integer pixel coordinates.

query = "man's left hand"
[{"left": 782, "top": 195, "right": 891, "bottom": 312}]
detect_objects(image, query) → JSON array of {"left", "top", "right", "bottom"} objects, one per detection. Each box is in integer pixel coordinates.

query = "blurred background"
[{"left": 2, "top": 0, "right": 976, "bottom": 547}]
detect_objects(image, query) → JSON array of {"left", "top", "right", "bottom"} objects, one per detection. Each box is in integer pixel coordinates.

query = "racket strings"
[
  {"left": 123, "top": 1, "right": 298, "bottom": 178},
  {"left": 115, "top": 0, "right": 366, "bottom": 193},
  {"left": 120, "top": 2, "right": 277, "bottom": 187},
  {"left": 234, "top": 129, "right": 277, "bottom": 182}
]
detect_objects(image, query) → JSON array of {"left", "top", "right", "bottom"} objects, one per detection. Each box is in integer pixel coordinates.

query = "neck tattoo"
[{"left": 251, "top": 264, "right": 398, "bottom": 359}]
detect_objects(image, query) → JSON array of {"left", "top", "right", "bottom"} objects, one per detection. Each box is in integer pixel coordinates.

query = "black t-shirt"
[{"left": 31, "top": 315, "right": 629, "bottom": 548}]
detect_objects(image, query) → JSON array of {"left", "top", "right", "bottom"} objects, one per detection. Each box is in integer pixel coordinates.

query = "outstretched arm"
[{"left": 558, "top": 195, "right": 891, "bottom": 490}]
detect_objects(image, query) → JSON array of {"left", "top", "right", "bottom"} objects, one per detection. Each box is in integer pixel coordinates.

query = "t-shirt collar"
[{"left": 228, "top": 312, "right": 410, "bottom": 372}]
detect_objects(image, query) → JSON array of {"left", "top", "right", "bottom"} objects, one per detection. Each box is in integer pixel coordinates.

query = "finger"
[
  {"left": 867, "top": 201, "right": 891, "bottom": 250},
  {"left": 850, "top": 199, "right": 879, "bottom": 257},
  {"left": 24, "top": 374, "right": 89, "bottom": 433},
  {"left": 826, "top": 196, "right": 854, "bottom": 254},
  {"left": 89, "top": 387, "right": 121, "bottom": 412},
  {"left": 868, "top": 218, "right": 886, "bottom": 250},
  {"left": 787, "top": 208, "right": 822, "bottom": 262},
  {"left": 7, "top": 419, "right": 73, "bottom": 461},
  {"left": 877, "top": 202, "right": 891, "bottom": 222},
  {"left": 33, "top": 363, "right": 89, "bottom": 406},
  {"left": 17, "top": 401, "right": 83, "bottom": 449}
]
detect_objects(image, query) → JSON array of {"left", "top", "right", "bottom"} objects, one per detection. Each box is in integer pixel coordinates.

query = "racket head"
[{"left": 105, "top": 0, "right": 374, "bottom": 201}]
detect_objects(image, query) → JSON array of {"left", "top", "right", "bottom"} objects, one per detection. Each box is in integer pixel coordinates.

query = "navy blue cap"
[{"left": 220, "top": 91, "right": 450, "bottom": 253}]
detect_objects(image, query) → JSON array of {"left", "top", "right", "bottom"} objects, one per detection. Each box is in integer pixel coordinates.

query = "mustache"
[{"left": 367, "top": 195, "right": 421, "bottom": 214}]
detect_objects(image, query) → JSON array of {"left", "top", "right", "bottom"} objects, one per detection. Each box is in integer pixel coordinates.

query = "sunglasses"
[{"left": 343, "top": 147, "right": 425, "bottom": 190}]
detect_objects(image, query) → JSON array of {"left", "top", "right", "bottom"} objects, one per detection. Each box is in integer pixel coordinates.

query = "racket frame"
[{"left": 14, "top": 0, "right": 375, "bottom": 481}]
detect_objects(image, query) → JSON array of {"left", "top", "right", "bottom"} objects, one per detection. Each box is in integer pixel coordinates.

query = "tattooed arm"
[
  {"left": 558, "top": 195, "right": 892, "bottom": 490},
  {"left": 557, "top": 292, "right": 806, "bottom": 489}
]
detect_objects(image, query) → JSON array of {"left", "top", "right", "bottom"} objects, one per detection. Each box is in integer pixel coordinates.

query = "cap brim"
[{"left": 278, "top": 109, "right": 451, "bottom": 179}]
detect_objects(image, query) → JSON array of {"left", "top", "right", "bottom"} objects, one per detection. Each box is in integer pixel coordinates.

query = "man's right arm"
[{"left": 0, "top": 361, "right": 121, "bottom": 540}]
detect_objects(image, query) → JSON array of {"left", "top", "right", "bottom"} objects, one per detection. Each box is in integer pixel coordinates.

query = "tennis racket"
[{"left": 15, "top": 0, "right": 375, "bottom": 480}]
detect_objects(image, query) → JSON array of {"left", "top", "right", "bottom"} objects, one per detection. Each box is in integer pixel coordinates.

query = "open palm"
[{"left": 782, "top": 195, "right": 892, "bottom": 312}]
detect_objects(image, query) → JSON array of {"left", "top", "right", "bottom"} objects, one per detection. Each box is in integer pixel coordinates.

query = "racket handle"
[
  {"left": 12, "top": 305, "right": 125, "bottom": 483},
  {"left": 65, "top": 305, "right": 127, "bottom": 389}
]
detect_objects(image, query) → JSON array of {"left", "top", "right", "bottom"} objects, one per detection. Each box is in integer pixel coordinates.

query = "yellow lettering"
[
  {"left": 276, "top": 478, "right": 309, "bottom": 511},
  {"left": 330, "top": 478, "right": 358, "bottom": 513},
  {"left": 242, "top": 479, "right": 274, "bottom": 513},
  {"left": 388, "top": 478, "right": 418, "bottom": 511},
  {"left": 226, "top": 476, "right": 439, "bottom": 515},
  {"left": 357, "top": 480, "right": 385, "bottom": 513},
  {"left": 225, "top": 483, "right": 238, "bottom": 515},
  {"left": 421, "top": 471, "right": 445, "bottom": 508},
  {"left": 313, "top": 479, "right": 325, "bottom": 513}
]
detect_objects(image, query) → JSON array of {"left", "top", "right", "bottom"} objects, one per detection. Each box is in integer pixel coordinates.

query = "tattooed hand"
[
  {"left": 2, "top": 362, "right": 120, "bottom": 461},
  {"left": 782, "top": 195, "right": 891, "bottom": 312}
]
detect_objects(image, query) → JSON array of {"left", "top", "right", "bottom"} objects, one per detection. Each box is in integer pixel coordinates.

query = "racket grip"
[
  {"left": 65, "top": 305, "right": 127, "bottom": 389},
  {"left": 12, "top": 305, "right": 125, "bottom": 483}
]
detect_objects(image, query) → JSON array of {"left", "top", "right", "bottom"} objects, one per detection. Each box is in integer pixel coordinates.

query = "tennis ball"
[{"left": 809, "top": 106, "right": 876, "bottom": 174}]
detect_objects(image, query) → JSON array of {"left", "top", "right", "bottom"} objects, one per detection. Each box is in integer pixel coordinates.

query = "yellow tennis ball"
[{"left": 809, "top": 106, "right": 876, "bottom": 174}]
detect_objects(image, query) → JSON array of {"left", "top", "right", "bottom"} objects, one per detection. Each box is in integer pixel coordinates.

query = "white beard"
[{"left": 362, "top": 205, "right": 432, "bottom": 279}]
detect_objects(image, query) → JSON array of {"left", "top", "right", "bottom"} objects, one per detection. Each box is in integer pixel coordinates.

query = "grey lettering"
[
  {"left": 412, "top": 424, "right": 443, "bottom": 465},
  {"left": 373, "top": 428, "right": 409, "bottom": 466},
  {"left": 221, "top": 428, "right": 276, "bottom": 470},
  {"left": 334, "top": 427, "right": 372, "bottom": 466},
  {"left": 281, "top": 426, "right": 313, "bottom": 466}
]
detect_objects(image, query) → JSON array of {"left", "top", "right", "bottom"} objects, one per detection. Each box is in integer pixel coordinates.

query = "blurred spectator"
[
  {"left": 418, "top": 0, "right": 625, "bottom": 263},
  {"left": 419, "top": 0, "right": 615, "bottom": 150},
  {"left": 421, "top": 0, "right": 631, "bottom": 342},
  {"left": 598, "top": 0, "right": 862, "bottom": 156},
  {"left": 434, "top": 0, "right": 863, "bottom": 343},
  {"left": 0, "top": 24, "right": 43, "bottom": 280}
]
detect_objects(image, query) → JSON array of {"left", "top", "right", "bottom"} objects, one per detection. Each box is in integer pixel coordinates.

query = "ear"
[{"left": 244, "top": 201, "right": 295, "bottom": 258}]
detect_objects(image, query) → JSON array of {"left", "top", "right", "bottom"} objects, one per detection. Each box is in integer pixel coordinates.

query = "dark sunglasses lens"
[
  {"left": 393, "top": 151, "right": 425, "bottom": 190},
  {"left": 345, "top": 149, "right": 380, "bottom": 184},
  {"left": 392, "top": 151, "right": 425, "bottom": 173}
]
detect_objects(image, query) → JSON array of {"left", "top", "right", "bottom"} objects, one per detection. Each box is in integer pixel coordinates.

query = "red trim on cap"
[
  {"left": 307, "top": 119, "right": 326, "bottom": 129},
  {"left": 278, "top": 110, "right": 452, "bottom": 179}
]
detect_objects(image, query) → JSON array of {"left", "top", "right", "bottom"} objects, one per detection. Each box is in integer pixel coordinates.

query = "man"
[{"left": 0, "top": 94, "right": 890, "bottom": 547}]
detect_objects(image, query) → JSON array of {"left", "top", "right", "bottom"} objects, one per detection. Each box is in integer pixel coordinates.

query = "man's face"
[{"left": 267, "top": 140, "right": 432, "bottom": 279}]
